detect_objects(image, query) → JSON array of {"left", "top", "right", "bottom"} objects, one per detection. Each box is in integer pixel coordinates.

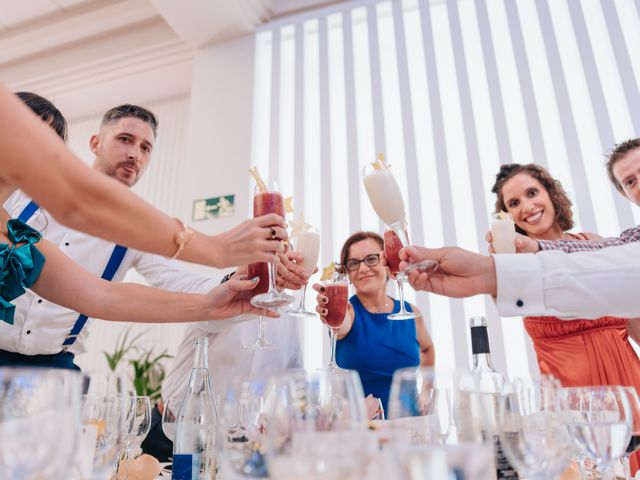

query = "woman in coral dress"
[{"left": 490, "top": 163, "right": 640, "bottom": 475}]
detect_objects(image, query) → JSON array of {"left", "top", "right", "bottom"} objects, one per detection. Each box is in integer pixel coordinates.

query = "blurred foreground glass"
[
  {"left": 218, "top": 377, "right": 273, "bottom": 479},
  {"left": 0, "top": 368, "right": 82, "bottom": 480},
  {"left": 387, "top": 367, "right": 453, "bottom": 445},
  {"left": 564, "top": 386, "right": 632, "bottom": 480},
  {"left": 619, "top": 387, "right": 640, "bottom": 480},
  {"left": 265, "top": 369, "right": 367, "bottom": 479},
  {"left": 498, "top": 377, "right": 574, "bottom": 479}
]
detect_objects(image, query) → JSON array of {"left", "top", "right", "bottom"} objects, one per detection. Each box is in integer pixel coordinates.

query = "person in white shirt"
[
  {"left": 399, "top": 243, "right": 640, "bottom": 319},
  {"left": 2, "top": 101, "right": 307, "bottom": 370}
]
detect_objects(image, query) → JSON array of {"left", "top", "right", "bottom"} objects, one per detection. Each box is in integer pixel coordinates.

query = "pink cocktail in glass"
[
  {"left": 247, "top": 262, "right": 269, "bottom": 296},
  {"left": 384, "top": 227, "right": 419, "bottom": 321},
  {"left": 324, "top": 284, "right": 348, "bottom": 329},
  {"left": 253, "top": 191, "right": 285, "bottom": 218},
  {"left": 323, "top": 273, "right": 348, "bottom": 371},
  {"left": 250, "top": 183, "right": 294, "bottom": 309},
  {"left": 383, "top": 230, "right": 402, "bottom": 276}
]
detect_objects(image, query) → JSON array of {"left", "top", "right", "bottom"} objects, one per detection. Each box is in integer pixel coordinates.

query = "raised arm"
[
  {"left": 0, "top": 84, "right": 285, "bottom": 268},
  {"left": 31, "top": 239, "right": 278, "bottom": 323}
]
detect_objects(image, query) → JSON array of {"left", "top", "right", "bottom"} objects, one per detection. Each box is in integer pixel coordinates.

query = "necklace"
[{"left": 361, "top": 297, "right": 391, "bottom": 313}]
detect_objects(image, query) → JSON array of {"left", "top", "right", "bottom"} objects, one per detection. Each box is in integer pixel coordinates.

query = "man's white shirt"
[
  {"left": 495, "top": 242, "right": 640, "bottom": 319},
  {"left": 1, "top": 190, "right": 221, "bottom": 355}
]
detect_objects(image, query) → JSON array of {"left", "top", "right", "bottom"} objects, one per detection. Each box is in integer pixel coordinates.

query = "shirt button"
[
  {"left": 26, "top": 330, "right": 31, "bottom": 335},
  {"left": 516, "top": 299, "right": 524, "bottom": 307},
  {"left": 65, "top": 242, "right": 70, "bottom": 246},
  {"left": 37, "top": 299, "right": 43, "bottom": 304}
]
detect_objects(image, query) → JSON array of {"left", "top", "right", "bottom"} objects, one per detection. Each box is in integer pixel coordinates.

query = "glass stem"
[
  {"left": 297, "top": 284, "right": 308, "bottom": 311},
  {"left": 257, "top": 316, "right": 265, "bottom": 341},
  {"left": 328, "top": 327, "right": 338, "bottom": 369},
  {"left": 622, "top": 455, "right": 632, "bottom": 480},
  {"left": 268, "top": 259, "right": 278, "bottom": 293},
  {"left": 396, "top": 277, "right": 407, "bottom": 313}
]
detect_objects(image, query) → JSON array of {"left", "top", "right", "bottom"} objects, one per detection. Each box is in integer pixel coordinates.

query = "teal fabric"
[{"left": 0, "top": 219, "right": 44, "bottom": 325}]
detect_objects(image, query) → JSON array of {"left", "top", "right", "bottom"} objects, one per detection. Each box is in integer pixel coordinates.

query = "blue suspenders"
[{"left": 17, "top": 200, "right": 128, "bottom": 348}]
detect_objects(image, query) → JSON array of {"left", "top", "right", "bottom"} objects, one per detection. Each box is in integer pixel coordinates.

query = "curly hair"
[
  {"left": 606, "top": 138, "right": 640, "bottom": 194},
  {"left": 491, "top": 163, "right": 574, "bottom": 235},
  {"left": 338, "top": 231, "right": 383, "bottom": 274}
]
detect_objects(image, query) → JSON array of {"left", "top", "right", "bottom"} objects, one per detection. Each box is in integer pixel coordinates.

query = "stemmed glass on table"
[
  {"left": 322, "top": 271, "right": 349, "bottom": 371},
  {"left": 264, "top": 369, "right": 368, "bottom": 479},
  {"left": 362, "top": 159, "right": 437, "bottom": 282},
  {"left": 387, "top": 367, "right": 453, "bottom": 445},
  {"left": 564, "top": 386, "right": 632, "bottom": 480},
  {"left": 120, "top": 395, "right": 152, "bottom": 480}
]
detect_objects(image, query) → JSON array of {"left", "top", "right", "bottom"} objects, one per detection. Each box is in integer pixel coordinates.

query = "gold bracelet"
[{"left": 171, "top": 219, "right": 194, "bottom": 259}]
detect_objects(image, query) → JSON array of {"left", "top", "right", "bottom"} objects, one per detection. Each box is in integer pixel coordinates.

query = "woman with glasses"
[{"left": 314, "top": 231, "right": 434, "bottom": 412}]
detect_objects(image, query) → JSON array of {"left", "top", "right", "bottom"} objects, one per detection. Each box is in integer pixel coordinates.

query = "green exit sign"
[{"left": 192, "top": 194, "right": 235, "bottom": 221}]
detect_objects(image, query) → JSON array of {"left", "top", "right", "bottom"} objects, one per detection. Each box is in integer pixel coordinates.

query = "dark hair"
[
  {"left": 101, "top": 104, "right": 158, "bottom": 137},
  {"left": 16, "top": 91, "right": 68, "bottom": 141},
  {"left": 339, "top": 231, "right": 384, "bottom": 274},
  {"left": 606, "top": 138, "right": 640, "bottom": 194},
  {"left": 491, "top": 163, "right": 574, "bottom": 235}
]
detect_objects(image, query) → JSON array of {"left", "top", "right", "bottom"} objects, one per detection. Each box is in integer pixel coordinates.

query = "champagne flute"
[
  {"left": 245, "top": 261, "right": 278, "bottom": 350},
  {"left": 250, "top": 181, "right": 294, "bottom": 308},
  {"left": 619, "top": 387, "right": 640, "bottom": 480},
  {"left": 289, "top": 225, "right": 320, "bottom": 317},
  {"left": 322, "top": 272, "right": 349, "bottom": 371},
  {"left": 384, "top": 228, "right": 420, "bottom": 320},
  {"left": 362, "top": 161, "right": 437, "bottom": 275},
  {"left": 120, "top": 395, "right": 152, "bottom": 480}
]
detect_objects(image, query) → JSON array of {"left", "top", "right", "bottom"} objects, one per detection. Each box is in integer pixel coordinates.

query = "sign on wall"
[{"left": 192, "top": 194, "right": 235, "bottom": 221}]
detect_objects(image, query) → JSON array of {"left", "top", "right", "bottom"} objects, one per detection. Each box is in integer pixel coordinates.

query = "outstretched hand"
[
  {"left": 211, "top": 214, "right": 288, "bottom": 268},
  {"left": 400, "top": 246, "right": 497, "bottom": 298},
  {"left": 205, "top": 277, "right": 280, "bottom": 319}
]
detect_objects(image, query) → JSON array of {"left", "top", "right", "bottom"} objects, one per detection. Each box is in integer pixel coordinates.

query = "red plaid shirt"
[{"left": 538, "top": 226, "right": 640, "bottom": 253}]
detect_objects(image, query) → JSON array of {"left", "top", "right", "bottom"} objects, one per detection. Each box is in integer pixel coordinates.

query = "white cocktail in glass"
[
  {"left": 490, "top": 212, "right": 517, "bottom": 254},
  {"left": 289, "top": 224, "right": 320, "bottom": 317},
  {"left": 362, "top": 159, "right": 437, "bottom": 275}
]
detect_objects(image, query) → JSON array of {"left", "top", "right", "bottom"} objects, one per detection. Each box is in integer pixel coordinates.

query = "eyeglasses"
[{"left": 344, "top": 253, "right": 380, "bottom": 272}]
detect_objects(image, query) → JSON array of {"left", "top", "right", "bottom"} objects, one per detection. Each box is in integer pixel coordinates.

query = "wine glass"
[
  {"left": 384, "top": 228, "right": 420, "bottom": 320},
  {"left": 362, "top": 162, "right": 437, "bottom": 275},
  {"left": 289, "top": 225, "right": 320, "bottom": 318},
  {"left": 250, "top": 182, "right": 294, "bottom": 308},
  {"left": 498, "top": 377, "right": 574, "bottom": 479},
  {"left": 0, "top": 368, "right": 82, "bottom": 480},
  {"left": 387, "top": 367, "right": 453, "bottom": 445},
  {"left": 245, "top": 262, "right": 278, "bottom": 350},
  {"left": 120, "top": 395, "right": 152, "bottom": 480},
  {"left": 322, "top": 271, "right": 349, "bottom": 370},
  {"left": 564, "top": 386, "right": 632, "bottom": 480},
  {"left": 264, "top": 369, "right": 368, "bottom": 479},
  {"left": 161, "top": 397, "right": 181, "bottom": 442},
  {"left": 217, "top": 377, "right": 273, "bottom": 479},
  {"left": 619, "top": 387, "right": 640, "bottom": 480},
  {"left": 79, "top": 372, "right": 133, "bottom": 480}
]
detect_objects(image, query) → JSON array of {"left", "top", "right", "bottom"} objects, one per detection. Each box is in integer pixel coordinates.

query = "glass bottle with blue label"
[{"left": 172, "top": 336, "right": 218, "bottom": 480}]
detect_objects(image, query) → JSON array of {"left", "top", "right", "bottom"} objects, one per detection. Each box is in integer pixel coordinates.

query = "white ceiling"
[
  {"left": 0, "top": 0, "right": 102, "bottom": 31},
  {"left": 0, "top": 0, "right": 342, "bottom": 118}
]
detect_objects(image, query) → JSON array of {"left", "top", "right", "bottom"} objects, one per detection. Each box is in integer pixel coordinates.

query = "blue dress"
[
  {"left": 0, "top": 219, "right": 45, "bottom": 325},
  {"left": 335, "top": 295, "right": 420, "bottom": 412}
]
